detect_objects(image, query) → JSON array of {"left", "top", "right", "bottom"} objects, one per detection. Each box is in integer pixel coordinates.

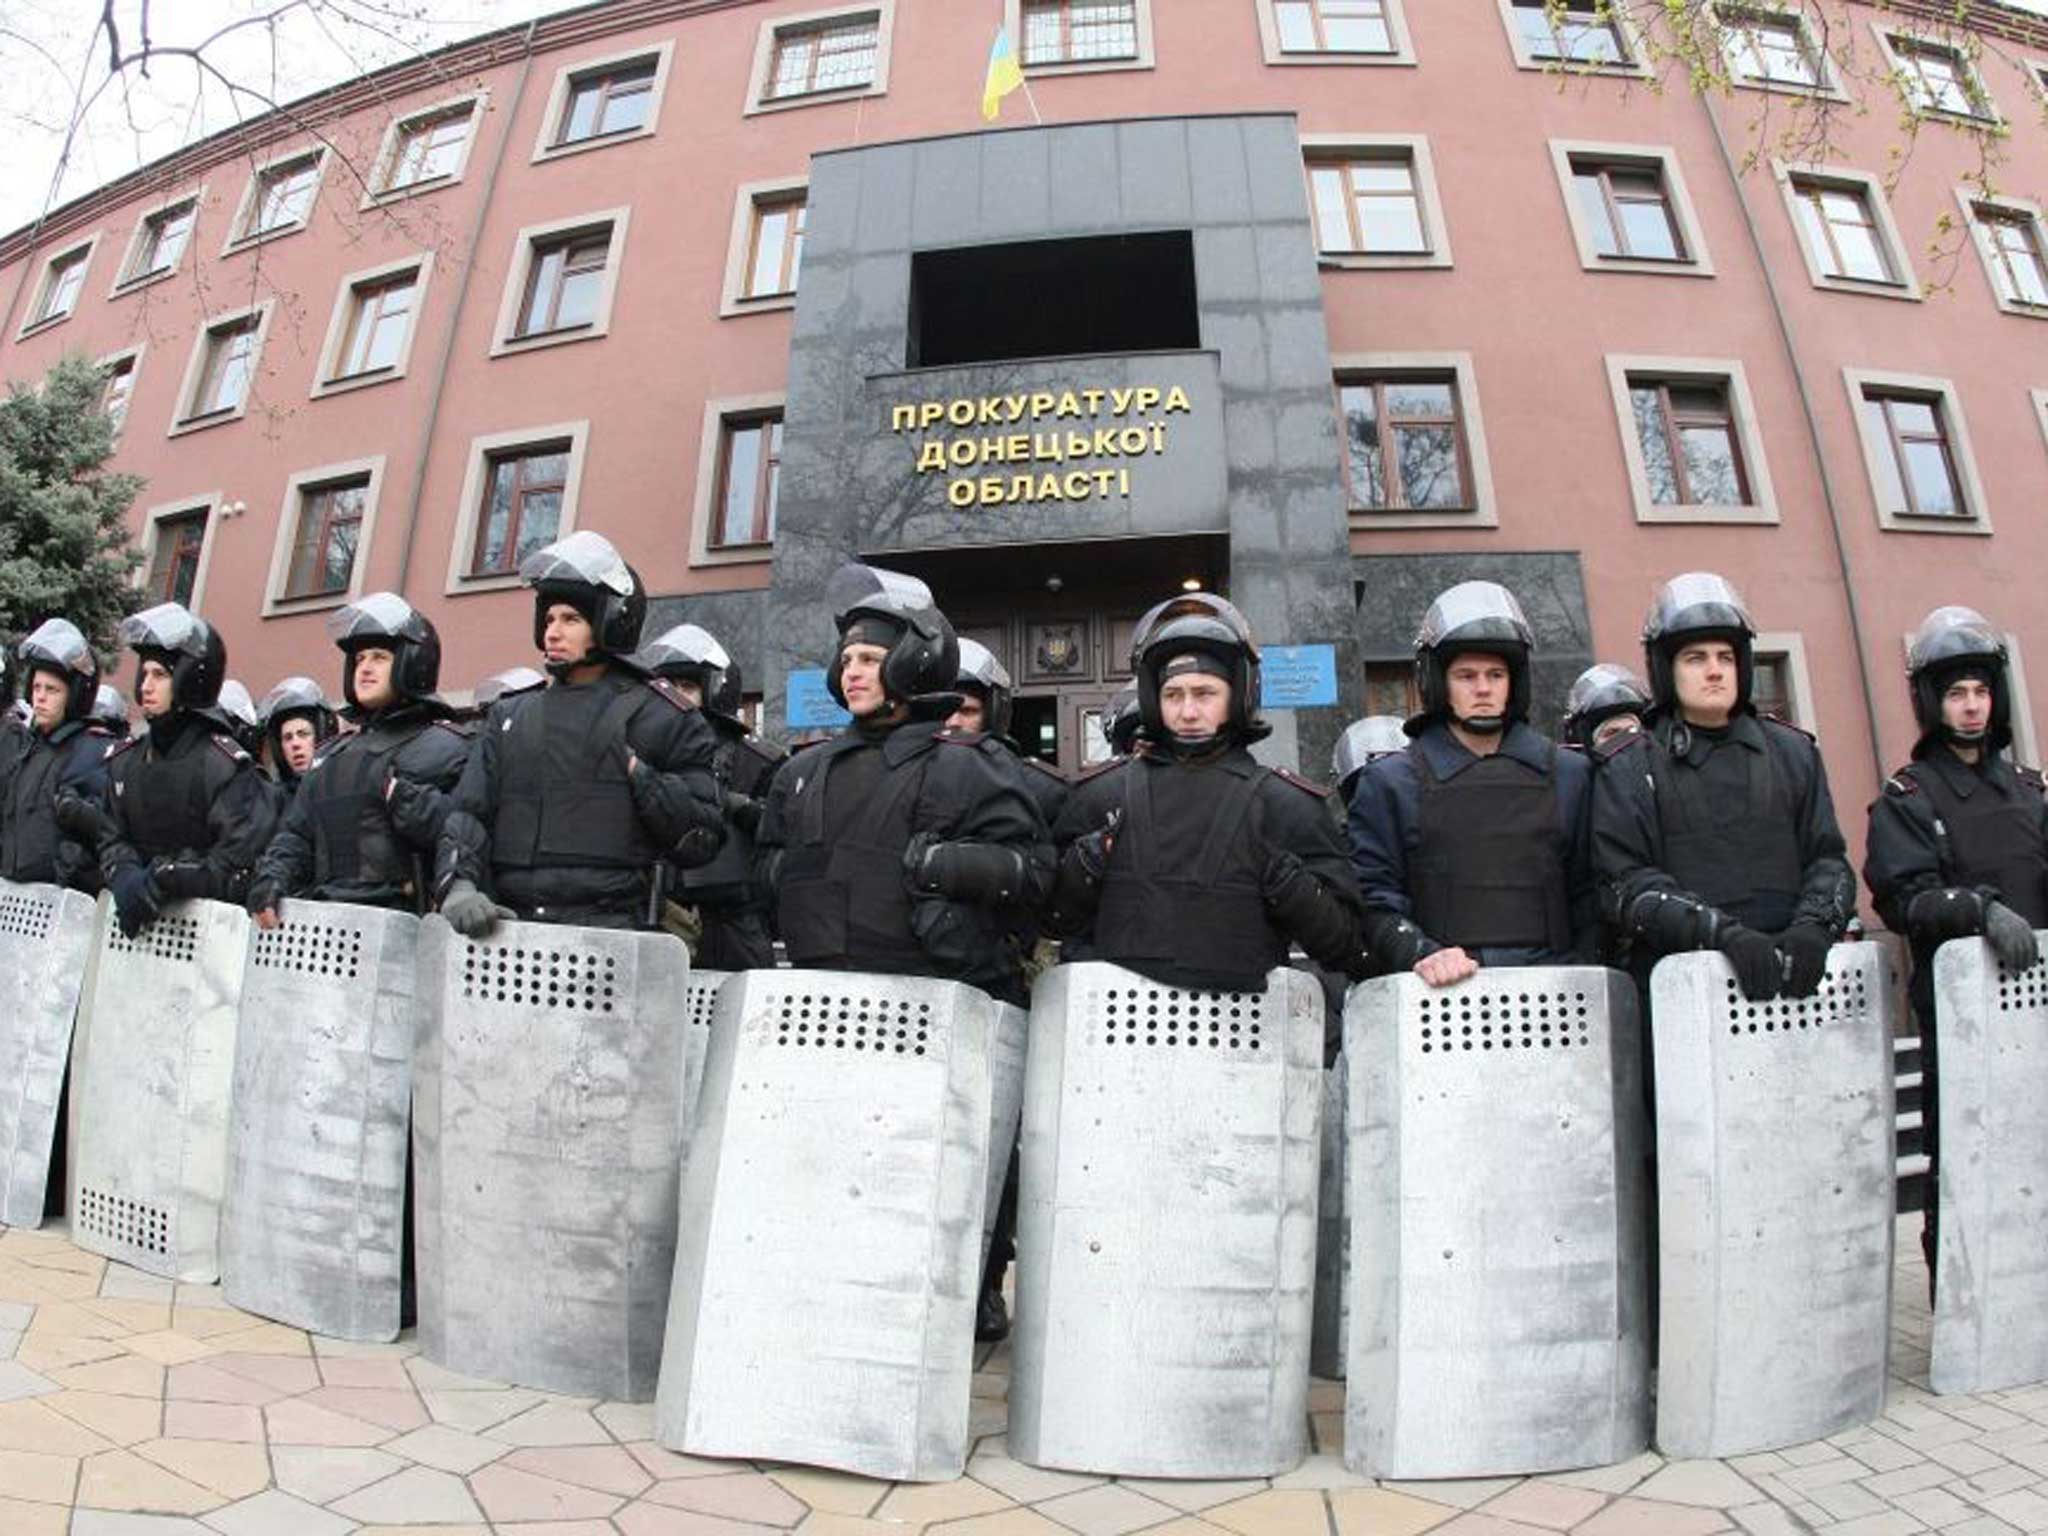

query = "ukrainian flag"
[{"left": 982, "top": 25, "right": 1024, "bottom": 120}]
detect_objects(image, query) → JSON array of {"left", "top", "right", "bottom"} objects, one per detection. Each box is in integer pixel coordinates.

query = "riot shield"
[
  {"left": 1008, "top": 963, "right": 1322, "bottom": 1479},
  {"left": 658, "top": 970, "right": 997, "bottom": 1483},
  {"left": 0, "top": 880, "right": 97, "bottom": 1227},
  {"left": 982, "top": 1002, "right": 1028, "bottom": 1274},
  {"left": 1652, "top": 943, "right": 1894, "bottom": 1457},
  {"left": 680, "top": 969, "right": 730, "bottom": 1131},
  {"left": 1310, "top": 1058, "right": 1348, "bottom": 1381},
  {"left": 1928, "top": 934, "right": 2048, "bottom": 1395},
  {"left": 220, "top": 904, "right": 420, "bottom": 1340},
  {"left": 70, "top": 898, "right": 250, "bottom": 1281},
  {"left": 1343, "top": 967, "right": 1649, "bottom": 1478},
  {"left": 414, "top": 916, "right": 691, "bottom": 1400}
]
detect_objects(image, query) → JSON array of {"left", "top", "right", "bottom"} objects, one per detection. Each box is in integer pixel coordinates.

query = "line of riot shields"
[{"left": 1, "top": 874, "right": 2043, "bottom": 1482}]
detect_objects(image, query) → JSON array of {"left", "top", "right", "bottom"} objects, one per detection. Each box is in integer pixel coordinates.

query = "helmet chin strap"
[
  {"left": 543, "top": 653, "right": 590, "bottom": 679},
  {"left": 1944, "top": 723, "right": 1988, "bottom": 745},
  {"left": 1456, "top": 713, "right": 1507, "bottom": 736}
]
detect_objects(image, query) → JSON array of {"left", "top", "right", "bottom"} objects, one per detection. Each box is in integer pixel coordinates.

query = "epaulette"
[
  {"left": 2015, "top": 763, "right": 2044, "bottom": 793},
  {"left": 646, "top": 676, "right": 694, "bottom": 712},
  {"left": 739, "top": 733, "right": 786, "bottom": 766},
  {"left": 1758, "top": 713, "right": 1819, "bottom": 745},
  {"left": 1269, "top": 765, "right": 1331, "bottom": 798},
  {"left": 1593, "top": 729, "right": 1646, "bottom": 765},
  {"left": 1882, "top": 771, "right": 1920, "bottom": 798},
  {"left": 209, "top": 733, "right": 253, "bottom": 766},
  {"left": 432, "top": 718, "right": 475, "bottom": 740},
  {"left": 104, "top": 735, "right": 142, "bottom": 763}
]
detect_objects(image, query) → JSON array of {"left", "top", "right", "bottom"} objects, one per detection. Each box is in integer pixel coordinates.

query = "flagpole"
[{"left": 1019, "top": 75, "right": 1043, "bottom": 124}]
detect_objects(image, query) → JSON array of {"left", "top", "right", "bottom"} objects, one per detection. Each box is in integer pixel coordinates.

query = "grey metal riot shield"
[
  {"left": 219, "top": 904, "right": 420, "bottom": 1341},
  {"left": 1652, "top": 943, "right": 1894, "bottom": 1457},
  {"left": 680, "top": 969, "right": 730, "bottom": 1130},
  {"left": 1310, "top": 1058, "right": 1348, "bottom": 1381},
  {"left": 1344, "top": 967, "right": 1649, "bottom": 1479},
  {"left": 658, "top": 969, "right": 996, "bottom": 1483},
  {"left": 69, "top": 897, "right": 250, "bottom": 1281},
  {"left": 1008, "top": 963, "right": 1322, "bottom": 1479},
  {"left": 0, "top": 880, "right": 97, "bottom": 1227},
  {"left": 982, "top": 1002, "right": 1028, "bottom": 1274},
  {"left": 414, "top": 916, "right": 691, "bottom": 1401},
  {"left": 1928, "top": 935, "right": 2048, "bottom": 1395}
]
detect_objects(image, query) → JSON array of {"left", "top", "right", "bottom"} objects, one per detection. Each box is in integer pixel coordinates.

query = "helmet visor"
[
  {"left": 1332, "top": 715, "right": 1408, "bottom": 781},
  {"left": 120, "top": 602, "right": 205, "bottom": 658},
  {"left": 1130, "top": 593, "right": 1256, "bottom": 664},
  {"left": 1566, "top": 662, "right": 1650, "bottom": 719},
  {"left": 955, "top": 637, "right": 1012, "bottom": 693},
  {"left": 217, "top": 679, "right": 258, "bottom": 727},
  {"left": 518, "top": 530, "right": 635, "bottom": 596},
  {"left": 639, "top": 623, "right": 731, "bottom": 674},
  {"left": 1417, "top": 582, "right": 1533, "bottom": 652},
  {"left": 259, "top": 676, "right": 329, "bottom": 724},
  {"left": 827, "top": 563, "right": 943, "bottom": 636},
  {"left": 328, "top": 590, "right": 429, "bottom": 647},
  {"left": 1644, "top": 572, "right": 1753, "bottom": 642},
  {"left": 1908, "top": 605, "right": 2004, "bottom": 673},
  {"left": 19, "top": 618, "right": 94, "bottom": 677}
]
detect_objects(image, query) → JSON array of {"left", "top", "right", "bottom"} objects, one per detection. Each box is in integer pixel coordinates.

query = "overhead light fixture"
[{"left": 1181, "top": 577, "right": 1203, "bottom": 592}]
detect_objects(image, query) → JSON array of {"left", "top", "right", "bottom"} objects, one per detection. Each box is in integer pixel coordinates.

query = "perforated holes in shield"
[
  {"left": 103, "top": 911, "right": 201, "bottom": 962},
  {"left": 1415, "top": 988, "right": 1592, "bottom": 1053},
  {"left": 0, "top": 891, "right": 56, "bottom": 941},
  {"left": 461, "top": 943, "right": 618, "bottom": 1013},
  {"left": 252, "top": 918, "right": 364, "bottom": 980},
  {"left": 76, "top": 1185, "right": 170, "bottom": 1257},
  {"left": 773, "top": 991, "right": 932, "bottom": 1054},
  {"left": 1092, "top": 986, "right": 1263, "bottom": 1050},
  {"left": 684, "top": 981, "right": 722, "bottom": 1034},
  {"left": 1996, "top": 952, "right": 2048, "bottom": 1012},
  {"left": 1724, "top": 965, "right": 1871, "bottom": 1036}
]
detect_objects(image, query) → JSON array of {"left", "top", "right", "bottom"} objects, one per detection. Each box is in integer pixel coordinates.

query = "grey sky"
[{"left": 1, "top": 0, "right": 570, "bottom": 240}]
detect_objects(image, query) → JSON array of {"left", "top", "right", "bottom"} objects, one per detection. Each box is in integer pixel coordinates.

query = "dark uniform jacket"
[
  {"left": 255, "top": 703, "right": 473, "bottom": 911},
  {"left": 756, "top": 716, "right": 1052, "bottom": 998},
  {"left": 1347, "top": 719, "right": 1596, "bottom": 971},
  {"left": 1593, "top": 711, "right": 1855, "bottom": 957},
  {"left": 1047, "top": 743, "right": 1365, "bottom": 994},
  {"left": 680, "top": 713, "right": 787, "bottom": 970},
  {"left": 437, "top": 667, "right": 725, "bottom": 927},
  {"left": 0, "top": 717, "right": 115, "bottom": 891},
  {"left": 99, "top": 712, "right": 279, "bottom": 904}
]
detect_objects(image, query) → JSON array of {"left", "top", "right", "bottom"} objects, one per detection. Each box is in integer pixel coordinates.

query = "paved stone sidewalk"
[{"left": 0, "top": 1218, "right": 2039, "bottom": 1535}]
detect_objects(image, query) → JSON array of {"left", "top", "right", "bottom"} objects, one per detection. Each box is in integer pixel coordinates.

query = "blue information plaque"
[
  {"left": 785, "top": 669, "right": 852, "bottom": 730},
  {"left": 1262, "top": 644, "right": 1339, "bottom": 709}
]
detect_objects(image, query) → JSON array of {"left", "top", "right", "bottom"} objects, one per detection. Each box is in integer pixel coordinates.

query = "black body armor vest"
[{"left": 1411, "top": 746, "right": 1570, "bottom": 952}]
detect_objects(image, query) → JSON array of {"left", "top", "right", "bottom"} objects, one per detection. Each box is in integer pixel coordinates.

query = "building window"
[
  {"left": 1508, "top": 0, "right": 1630, "bottom": 66},
  {"left": 336, "top": 269, "right": 420, "bottom": 379},
  {"left": 1752, "top": 651, "right": 1793, "bottom": 724},
  {"left": 517, "top": 230, "right": 610, "bottom": 339},
  {"left": 181, "top": 312, "right": 264, "bottom": 424},
  {"left": 283, "top": 479, "right": 368, "bottom": 600},
  {"left": 1572, "top": 158, "right": 1685, "bottom": 261},
  {"left": 119, "top": 201, "right": 196, "bottom": 287},
  {"left": 1338, "top": 375, "right": 1471, "bottom": 513},
  {"left": 1275, "top": 0, "right": 1394, "bottom": 53},
  {"left": 25, "top": 243, "right": 92, "bottom": 330},
  {"left": 746, "top": 196, "right": 806, "bottom": 301},
  {"left": 1860, "top": 390, "right": 1965, "bottom": 519},
  {"left": 1778, "top": 166, "right": 1916, "bottom": 297},
  {"left": 1021, "top": 0, "right": 1137, "bottom": 65},
  {"left": 558, "top": 60, "right": 655, "bottom": 145},
  {"left": 1969, "top": 200, "right": 2048, "bottom": 313},
  {"left": 1310, "top": 155, "right": 1427, "bottom": 257},
  {"left": 1720, "top": 8, "right": 1825, "bottom": 89},
  {"left": 712, "top": 414, "right": 782, "bottom": 550},
  {"left": 768, "top": 14, "right": 880, "bottom": 100},
  {"left": 1880, "top": 32, "right": 1994, "bottom": 121},
  {"left": 100, "top": 353, "right": 139, "bottom": 439},
  {"left": 233, "top": 152, "right": 323, "bottom": 245},
  {"left": 146, "top": 511, "right": 208, "bottom": 606},
  {"left": 1627, "top": 378, "right": 1750, "bottom": 507},
  {"left": 472, "top": 445, "right": 570, "bottom": 577},
  {"left": 1363, "top": 661, "right": 1419, "bottom": 719},
  {"left": 375, "top": 99, "right": 481, "bottom": 195}
]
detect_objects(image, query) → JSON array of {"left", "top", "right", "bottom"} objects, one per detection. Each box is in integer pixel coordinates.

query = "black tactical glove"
[
  {"left": 53, "top": 791, "right": 103, "bottom": 843},
  {"left": 722, "top": 790, "right": 763, "bottom": 835},
  {"left": 1983, "top": 900, "right": 2040, "bottom": 973},
  {"left": 149, "top": 857, "right": 212, "bottom": 901},
  {"left": 1624, "top": 889, "right": 1721, "bottom": 953},
  {"left": 109, "top": 865, "right": 161, "bottom": 938},
  {"left": 1261, "top": 852, "right": 1361, "bottom": 972},
  {"left": 1365, "top": 912, "right": 1436, "bottom": 973},
  {"left": 903, "top": 833, "right": 1027, "bottom": 904},
  {"left": 1071, "top": 809, "right": 1121, "bottom": 882},
  {"left": 246, "top": 876, "right": 283, "bottom": 919},
  {"left": 1716, "top": 922, "right": 1783, "bottom": 1001},
  {"left": 1905, "top": 886, "right": 1988, "bottom": 946},
  {"left": 1777, "top": 921, "right": 1834, "bottom": 999},
  {"left": 440, "top": 878, "right": 514, "bottom": 938}
]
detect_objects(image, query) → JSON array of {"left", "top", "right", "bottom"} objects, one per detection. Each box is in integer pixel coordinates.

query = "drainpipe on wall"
[
  {"left": 1695, "top": 85, "right": 1887, "bottom": 785},
  {"left": 391, "top": 18, "right": 541, "bottom": 599}
]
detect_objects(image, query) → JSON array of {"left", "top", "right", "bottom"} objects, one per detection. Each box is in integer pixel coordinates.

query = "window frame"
[
  {"left": 263, "top": 456, "right": 387, "bottom": 615},
  {"left": 223, "top": 146, "right": 330, "bottom": 253},
  {"left": 1496, "top": 0, "right": 1648, "bottom": 75},
  {"left": 1708, "top": 3, "right": 1846, "bottom": 100},
  {"left": 445, "top": 421, "right": 591, "bottom": 595},
  {"left": 1871, "top": 24, "right": 2001, "bottom": 126},
  {"left": 1959, "top": 190, "right": 2048, "bottom": 319},
  {"left": 489, "top": 208, "right": 631, "bottom": 358},
  {"left": 744, "top": 4, "right": 895, "bottom": 116},
  {"left": 1752, "top": 632, "right": 1818, "bottom": 733},
  {"left": 1004, "top": 0, "right": 1156, "bottom": 78},
  {"left": 168, "top": 300, "right": 274, "bottom": 437},
  {"left": 532, "top": 41, "right": 675, "bottom": 164},
  {"left": 311, "top": 253, "right": 434, "bottom": 399},
  {"left": 1329, "top": 351, "right": 1497, "bottom": 530},
  {"left": 1255, "top": 0, "right": 1416, "bottom": 66},
  {"left": 109, "top": 192, "right": 203, "bottom": 297},
  {"left": 1774, "top": 161, "right": 1920, "bottom": 300},
  {"left": 721, "top": 178, "right": 810, "bottom": 318},
  {"left": 96, "top": 345, "right": 145, "bottom": 446},
  {"left": 1301, "top": 133, "right": 1452, "bottom": 271},
  {"left": 691, "top": 392, "right": 788, "bottom": 567},
  {"left": 1605, "top": 355, "right": 1778, "bottom": 524},
  {"left": 18, "top": 234, "right": 100, "bottom": 337},
  {"left": 363, "top": 91, "right": 489, "bottom": 207},
  {"left": 1843, "top": 367, "right": 1990, "bottom": 535},
  {"left": 1549, "top": 140, "right": 1715, "bottom": 277},
  {"left": 137, "top": 495, "right": 222, "bottom": 612}
]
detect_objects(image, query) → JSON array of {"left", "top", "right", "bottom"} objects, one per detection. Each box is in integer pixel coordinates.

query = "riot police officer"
[
  {"left": 1332, "top": 714, "right": 1407, "bottom": 803},
  {"left": 1348, "top": 582, "right": 1596, "bottom": 986},
  {"left": 1047, "top": 593, "right": 1364, "bottom": 991},
  {"left": 257, "top": 676, "right": 339, "bottom": 800},
  {"left": 0, "top": 619, "right": 116, "bottom": 892},
  {"left": 436, "top": 532, "right": 725, "bottom": 934},
  {"left": 217, "top": 680, "right": 267, "bottom": 759},
  {"left": 639, "top": 622, "right": 784, "bottom": 969},
  {"left": 250, "top": 594, "right": 472, "bottom": 921},
  {"left": 90, "top": 685, "right": 132, "bottom": 740},
  {"left": 1864, "top": 604, "right": 2046, "bottom": 1290},
  {"left": 1563, "top": 663, "right": 1652, "bottom": 752},
  {"left": 756, "top": 564, "right": 1052, "bottom": 999},
  {"left": 98, "top": 604, "right": 278, "bottom": 935},
  {"left": 948, "top": 639, "right": 1069, "bottom": 830},
  {"left": 1593, "top": 573, "right": 1854, "bottom": 1000}
]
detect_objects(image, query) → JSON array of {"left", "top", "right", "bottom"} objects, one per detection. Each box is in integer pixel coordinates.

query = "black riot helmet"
[
  {"left": 1641, "top": 571, "right": 1756, "bottom": 714},
  {"left": 521, "top": 530, "right": 647, "bottom": 669},
  {"left": 1129, "top": 591, "right": 1266, "bottom": 747},
  {"left": 1332, "top": 715, "right": 1408, "bottom": 799},
  {"left": 120, "top": 602, "right": 227, "bottom": 712},
  {"left": 91, "top": 684, "right": 132, "bottom": 737},
  {"left": 826, "top": 562, "right": 958, "bottom": 708},
  {"left": 953, "top": 638, "right": 1014, "bottom": 738},
  {"left": 1907, "top": 604, "right": 2011, "bottom": 754},
  {"left": 474, "top": 666, "right": 548, "bottom": 709},
  {"left": 258, "top": 676, "right": 339, "bottom": 765},
  {"left": 1104, "top": 682, "right": 1142, "bottom": 756},
  {"left": 328, "top": 591, "right": 443, "bottom": 706},
  {"left": 639, "top": 623, "right": 733, "bottom": 713},
  {"left": 1562, "top": 662, "right": 1652, "bottom": 750},
  {"left": 17, "top": 618, "right": 100, "bottom": 724},
  {"left": 217, "top": 680, "right": 265, "bottom": 754},
  {"left": 1414, "top": 581, "right": 1534, "bottom": 735}
]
